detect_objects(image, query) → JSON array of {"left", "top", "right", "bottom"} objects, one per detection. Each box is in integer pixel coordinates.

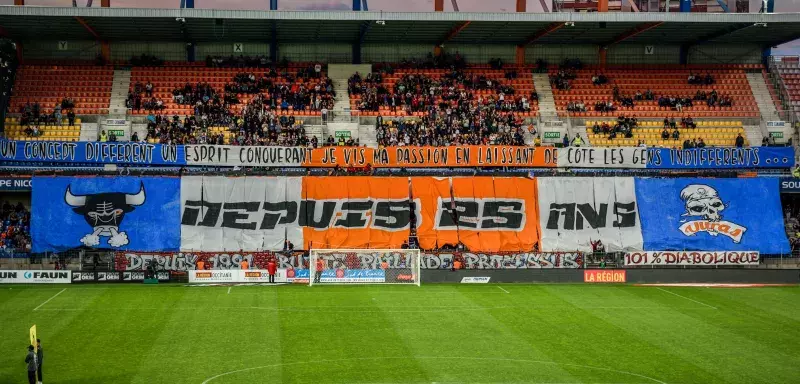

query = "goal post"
[{"left": 308, "top": 249, "right": 421, "bottom": 286}]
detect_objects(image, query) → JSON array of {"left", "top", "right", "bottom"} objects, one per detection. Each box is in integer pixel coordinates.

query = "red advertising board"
[{"left": 584, "top": 269, "right": 627, "bottom": 283}]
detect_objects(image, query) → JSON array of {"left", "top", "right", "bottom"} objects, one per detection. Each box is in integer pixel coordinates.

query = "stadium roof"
[{"left": 0, "top": 7, "right": 799, "bottom": 47}]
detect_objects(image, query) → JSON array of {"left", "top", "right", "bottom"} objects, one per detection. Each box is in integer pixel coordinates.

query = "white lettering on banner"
[
  {"left": 0, "top": 270, "right": 72, "bottom": 284},
  {"left": 421, "top": 252, "right": 583, "bottom": 269},
  {"left": 624, "top": 251, "right": 760, "bottom": 266},
  {"left": 766, "top": 121, "right": 786, "bottom": 128},
  {"left": 557, "top": 147, "right": 648, "bottom": 168},
  {"left": 461, "top": 277, "right": 491, "bottom": 283},
  {"left": 117, "top": 252, "right": 254, "bottom": 271},
  {"left": 184, "top": 145, "right": 311, "bottom": 167},
  {"left": 679, "top": 220, "right": 746, "bottom": 243}
]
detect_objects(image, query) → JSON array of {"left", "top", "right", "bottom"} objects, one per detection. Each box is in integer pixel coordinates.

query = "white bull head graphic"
[{"left": 65, "top": 183, "right": 146, "bottom": 248}]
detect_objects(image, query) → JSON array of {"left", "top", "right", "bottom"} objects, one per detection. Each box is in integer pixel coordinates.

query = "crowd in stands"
[
  {"left": 15, "top": 100, "right": 76, "bottom": 137},
  {"left": 349, "top": 62, "right": 535, "bottom": 147},
  {"left": 141, "top": 66, "right": 334, "bottom": 145},
  {"left": 0, "top": 201, "right": 30, "bottom": 253},
  {"left": 591, "top": 115, "right": 639, "bottom": 140},
  {"left": 375, "top": 112, "right": 527, "bottom": 147}
]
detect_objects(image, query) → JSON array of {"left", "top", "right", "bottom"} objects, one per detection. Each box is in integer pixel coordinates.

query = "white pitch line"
[
  {"left": 227, "top": 286, "right": 232, "bottom": 295},
  {"left": 33, "top": 288, "right": 67, "bottom": 311},
  {"left": 497, "top": 286, "right": 510, "bottom": 294},
  {"left": 656, "top": 287, "right": 718, "bottom": 310}
]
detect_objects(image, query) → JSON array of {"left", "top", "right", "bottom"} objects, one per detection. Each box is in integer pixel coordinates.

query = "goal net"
[{"left": 308, "top": 249, "right": 421, "bottom": 286}]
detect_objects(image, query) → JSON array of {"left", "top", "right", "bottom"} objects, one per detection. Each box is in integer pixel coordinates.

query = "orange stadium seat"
[
  {"left": 128, "top": 63, "right": 326, "bottom": 117},
  {"left": 9, "top": 65, "right": 113, "bottom": 117},
  {"left": 552, "top": 66, "right": 759, "bottom": 119}
]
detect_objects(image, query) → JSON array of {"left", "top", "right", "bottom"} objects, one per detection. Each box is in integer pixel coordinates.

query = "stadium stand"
[
  {"left": 0, "top": 201, "right": 30, "bottom": 254},
  {"left": 128, "top": 64, "right": 333, "bottom": 117},
  {"left": 8, "top": 65, "right": 112, "bottom": 116},
  {"left": 773, "top": 58, "right": 800, "bottom": 115},
  {"left": 586, "top": 118, "right": 749, "bottom": 148},
  {"left": 552, "top": 65, "right": 761, "bottom": 119}
]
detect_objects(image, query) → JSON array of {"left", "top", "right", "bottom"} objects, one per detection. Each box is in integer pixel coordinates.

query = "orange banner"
[
  {"left": 301, "top": 176, "right": 412, "bottom": 250},
  {"left": 303, "top": 146, "right": 556, "bottom": 168},
  {"left": 411, "top": 177, "right": 540, "bottom": 252}
]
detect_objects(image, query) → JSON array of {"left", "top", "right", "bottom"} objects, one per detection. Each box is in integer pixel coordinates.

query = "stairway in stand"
[
  {"left": 108, "top": 69, "right": 131, "bottom": 118},
  {"left": 745, "top": 72, "right": 775, "bottom": 145},
  {"left": 327, "top": 64, "right": 372, "bottom": 123}
]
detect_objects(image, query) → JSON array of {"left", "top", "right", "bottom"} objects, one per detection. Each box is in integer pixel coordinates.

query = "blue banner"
[
  {"left": 646, "top": 147, "right": 794, "bottom": 169},
  {"left": 31, "top": 176, "right": 181, "bottom": 252},
  {"left": 779, "top": 177, "right": 800, "bottom": 193},
  {"left": 635, "top": 178, "right": 790, "bottom": 254},
  {"left": 0, "top": 177, "right": 31, "bottom": 191},
  {"left": 0, "top": 140, "right": 185, "bottom": 165}
]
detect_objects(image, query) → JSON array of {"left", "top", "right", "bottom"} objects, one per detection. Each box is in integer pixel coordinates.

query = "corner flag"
[{"left": 29, "top": 325, "right": 37, "bottom": 348}]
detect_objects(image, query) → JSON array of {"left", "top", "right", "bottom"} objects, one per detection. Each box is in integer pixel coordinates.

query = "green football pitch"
[{"left": 1, "top": 284, "right": 798, "bottom": 384}]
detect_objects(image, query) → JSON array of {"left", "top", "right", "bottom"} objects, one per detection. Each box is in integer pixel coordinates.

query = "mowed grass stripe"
[
  {"left": 275, "top": 285, "right": 432, "bottom": 384},
  {"left": 0, "top": 284, "right": 798, "bottom": 384},
  {"left": 507, "top": 285, "right": 717, "bottom": 384},
  {"left": 594, "top": 286, "right": 799, "bottom": 384}
]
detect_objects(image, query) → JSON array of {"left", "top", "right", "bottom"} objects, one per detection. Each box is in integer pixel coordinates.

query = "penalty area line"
[
  {"left": 33, "top": 288, "right": 67, "bottom": 311},
  {"left": 656, "top": 287, "right": 717, "bottom": 310},
  {"left": 497, "top": 286, "right": 510, "bottom": 294}
]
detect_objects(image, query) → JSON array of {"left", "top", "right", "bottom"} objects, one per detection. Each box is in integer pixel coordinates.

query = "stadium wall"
[
  {"left": 278, "top": 43, "right": 352, "bottom": 63},
  {"left": 607, "top": 44, "right": 681, "bottom": 65},
  {"left": 22, "top": 40, "right": 100, "bottom": 61},
  {"left": 422, "top": 269, "right": 800, "bottom": 284},
  {"left": 688, "top": 44, "right": 763, "bottom": 64},
  {"left": 196, "top": 42, "right": 269, "bottom": 58},
  {"left": 110, "top": 42, "right": 187, "bottom": 62},
  {"left": 362, "top": 44, "right": 433, "bottom": 62}
]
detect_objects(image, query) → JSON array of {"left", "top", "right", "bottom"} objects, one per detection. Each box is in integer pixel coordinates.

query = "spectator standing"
[
  {"left": 735, "top": 133, "right": 744, "bottom": 148},
  {"left": 562, "top": 134, "right": 569, "bottom": 148},
  {"left": 267, "top": 258, "right": 277, "bottom": 283},
  {"left": 25, "top": 345, "right": 36, "bottom": 384},
  {"left": 36, "top": 339, "right": 43, "bottom": 384},
  {"left": 99, "top": 130, "right": 107, "bottom": 142},
  {"left": 240, "top": 258, "right": 249, "bottom": 270},
  {"left": 314, "top": 257, "right": 324, "bottom": 283}
]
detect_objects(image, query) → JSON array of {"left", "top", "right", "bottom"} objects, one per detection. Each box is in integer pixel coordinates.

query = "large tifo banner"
[
  {"left": 412, "top": 177, "right": 539, "bottom": 252},
  {"left": 180, "top": 176, "right": 415, "bottom": 251},
  {"left": 635, "top": 178, "right": 789, "bottom": 254},
  {"left": 0, "top": 140, "right": 183, "bottom": 165},
  {"left": 31, "top": 176, "right": 181, "bottom": 252},
  {"left": 31, "top": 176, "right": 791, "bottom": 254},
  {"left": 537, "top": 177, "right": 643, "bottom": 252}
]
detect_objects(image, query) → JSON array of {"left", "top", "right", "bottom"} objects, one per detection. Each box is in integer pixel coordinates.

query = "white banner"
[
  {"left": 538, "top": 177, "right": 643, "bottom": 252},
  {"left": 0, "top": 270, "right": 72, "bottom": 284},
  {"left": 460, "top": 277, "right": 491, "bottom": 283},
  {"left": 184, "top": 145, "right": 311, "bottom": 167},
  {"left": 624, "top": 251, "right": 760, "bottom": 266},
  {"left": 188, "top": 269, "right": 289, "bottom": 283},
  {"left": 180, "top": 176, "right": 303, "bottom": 251},
  {"left": 557, "top": 147, "right": 648, "bottom": 168}
]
